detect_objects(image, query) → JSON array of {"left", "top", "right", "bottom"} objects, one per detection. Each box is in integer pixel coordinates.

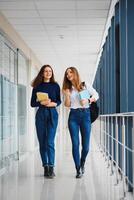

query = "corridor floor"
[{"left": 0, "top": 133, "right": 133, "bottom": 200}]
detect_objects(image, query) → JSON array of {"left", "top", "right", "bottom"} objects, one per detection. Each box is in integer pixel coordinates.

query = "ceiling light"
[{"left": 59, "top": 35, "right": 64, "bottom": 39}]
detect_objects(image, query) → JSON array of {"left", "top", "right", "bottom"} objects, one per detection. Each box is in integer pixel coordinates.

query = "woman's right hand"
[
  {"left": 63, "top": 89, "right": 71, "bottom": 107},
  {"left": 40, "top": 99, "right": 51, "bottom": 106},
  {"left": 63, "top": 89, "right": 71, "bottom": 97}
]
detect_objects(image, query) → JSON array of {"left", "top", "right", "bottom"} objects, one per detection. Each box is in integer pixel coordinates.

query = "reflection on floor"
[{"left": 0, "top": 132, "right": 133, "bottom": 200}]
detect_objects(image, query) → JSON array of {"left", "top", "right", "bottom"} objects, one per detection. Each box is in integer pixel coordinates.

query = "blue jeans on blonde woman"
[{"left": 68, "top": 108, "right": 91, "bottom": 177}]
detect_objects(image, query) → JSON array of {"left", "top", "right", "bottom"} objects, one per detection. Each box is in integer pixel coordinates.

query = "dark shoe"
[
  {"left": 48, "top": 166, "right": 55, "bottom": 179},
  {"left": 76, "top": 167, "right": 82, "bottom": 178},
  {"left": 81, "top": 160, "right": 85, "bottom": 174},
  {"left": 44, "top": 165, "right": 49, "bottom": 177},
  {"left": 81, "top": 163, "right": 85, "bottom": 174}
]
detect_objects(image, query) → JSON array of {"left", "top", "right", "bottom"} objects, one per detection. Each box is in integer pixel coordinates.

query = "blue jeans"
[
  {"left": 68, "top": 108, "right": 91, "bottom": 169},
  {"left": 35, "top": 107, "right": 58, "bottom": 166}
]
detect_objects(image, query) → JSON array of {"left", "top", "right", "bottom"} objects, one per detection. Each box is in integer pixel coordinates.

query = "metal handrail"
[
  {"left": 101, "top": 112, "right": 134, "bottom": 116},
  {"left": 93, "top": 113, "right": 134, "bottom": 198}
]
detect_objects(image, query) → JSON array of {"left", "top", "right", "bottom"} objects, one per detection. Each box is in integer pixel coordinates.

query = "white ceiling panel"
[
  {"left": 47, "top": 31, "right": 76, "bottom": 37},
  {"left": 26, "top": 38, "right": 51, "bottom": 43},
  {"left": 13, "top": 24, "right": 45, "bottom": 31},
  {"left": 45, "top": 25, "right": 76, "bottom": 31},
  {"left": 35, "top": 1, "right": 75, "bottom": 9},
  {"left": 77, "top": 36, "right": 102, "bottom": 41},
  {"left": 76, "top": 1, "right": 110, "bottom": 9},
  {"left": 45, "top": 24, "right": 104, "bottom": 31},
  {"left": 27, "top": 42, "right": 51, "bottom": 47},
  {"left": 42, "top": 18, "right": 76, "bottom": 25},
  {"left": 1, "top": 10, "right": 39, "bottom": 18},
  {"left": 8, "top": 18, "right": 42, "bottom": 25},
  {"left": 0, "top": 2, "right": 35, "bottom": 9},
  {"left": 76, "top": 24, "right": 104, "bottom": 31},
  {"left": 78, "top": 31, "right": 102, "bottom": 36},
  {"left": 77, "top": 10, "right": 108, "bottom": 18},
  {"left": 77, "top": 18, "right": 106, "bottom": 25},
  {"left": 18, "top": 31, "right": 48, "bottom": 36},
  {"left": 78, "top": 41, "right": 101, "bottom": 46},
  {"left": 39, "top": 10, "right": 76, "bottom": 18},
  {"left": 0, "top": 0, "right": 111, "bottom": 83}
]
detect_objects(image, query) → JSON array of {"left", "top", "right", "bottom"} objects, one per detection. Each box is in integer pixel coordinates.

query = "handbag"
[
  {"left": 90, "top": 102, "right": 99, "bottom": 123},
  {"left": 80, "top": 82, "right": 99, "bottom": 123}
]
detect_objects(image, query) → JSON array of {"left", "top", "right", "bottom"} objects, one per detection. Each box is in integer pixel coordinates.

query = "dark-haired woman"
[
  {"left": 31, "top": 65, "right": 61, "bottom": 178},
  {"left": 62, "top": 67, "right": 99, "bottom": 178}
]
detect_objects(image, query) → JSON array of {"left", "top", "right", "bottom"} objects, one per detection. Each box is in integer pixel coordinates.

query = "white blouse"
[{"left": 70, "top": 85, "right": 99, "bottom": 109}]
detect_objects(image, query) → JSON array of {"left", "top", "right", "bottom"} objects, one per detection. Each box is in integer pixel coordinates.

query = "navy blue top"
[{"left": 30, "top": 82, "right": 61, "bottom": 107}]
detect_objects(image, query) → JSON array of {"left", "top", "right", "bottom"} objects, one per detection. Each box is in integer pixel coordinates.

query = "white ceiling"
[{"left": 0, "top": 0, "right": 111, "bottom": 84}]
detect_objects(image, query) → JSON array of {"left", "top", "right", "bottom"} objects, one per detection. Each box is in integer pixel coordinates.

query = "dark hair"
[
  {"left": 31, "top": 65, "right": 56, "bottom": 88},
  {"left": 81, "top": 81, "right": 86, "bottom": 88},
  {"left": 62, "top": 67, "right": 83, "bottom": 92}
]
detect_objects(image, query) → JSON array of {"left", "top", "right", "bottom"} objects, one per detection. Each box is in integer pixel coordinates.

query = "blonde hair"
[{"left": 62, "top": 67, "right": 83, "bottom": 92}]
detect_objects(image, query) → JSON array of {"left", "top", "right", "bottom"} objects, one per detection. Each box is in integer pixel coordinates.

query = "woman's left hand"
[
  {"left": 80, "top": 99, "right": 89, "bottom": 106},
  {"left": 89, "top": 97, "right": 96, "bottom": 103},
  {"left": 40, "top": 99, "right": 51, "bottom": 106},
  {"left": 47, "top": 102, "right": 57, "bottom": 107}
]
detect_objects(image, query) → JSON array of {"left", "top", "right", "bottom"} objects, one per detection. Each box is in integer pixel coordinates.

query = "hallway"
[
  {"left": 0, "top": 132, "right": 133, "bottom": 200},
  {"left": 0, "top": 0, "right": 134, "bottom": 199}
]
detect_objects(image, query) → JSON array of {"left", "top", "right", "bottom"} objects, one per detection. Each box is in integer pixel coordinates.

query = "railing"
[{"left": 93, "top": 113, "right": 134, "bottom": 198}]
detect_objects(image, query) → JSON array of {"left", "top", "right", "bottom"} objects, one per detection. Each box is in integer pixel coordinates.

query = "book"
[
  {"left": 36, "top": 92, "right": 49, "bottom": 102},
  {"left": 79, "top": 89, "right": 90, "bottom": 100}
]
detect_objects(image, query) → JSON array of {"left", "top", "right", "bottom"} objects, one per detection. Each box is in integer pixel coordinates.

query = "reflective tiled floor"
[{"left": 0, "top": 133, "right": 133, "bottom": 200}]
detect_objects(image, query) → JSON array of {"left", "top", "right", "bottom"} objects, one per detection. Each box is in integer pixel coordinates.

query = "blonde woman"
[{"left": 62, "top": 67, "right": 99, "bottom": 178}]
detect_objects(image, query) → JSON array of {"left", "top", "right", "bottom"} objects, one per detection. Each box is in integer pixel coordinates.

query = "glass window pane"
[{"left": 18, "top": 52, "right": 28, "bottom": 155}]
